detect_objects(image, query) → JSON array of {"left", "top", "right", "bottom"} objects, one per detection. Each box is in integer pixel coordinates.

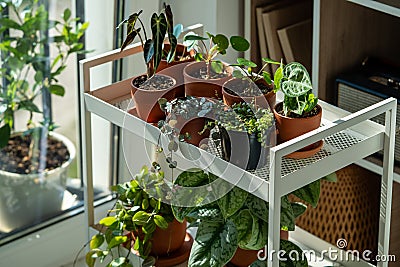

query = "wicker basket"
[{"left": 294, "top": 164, "right": 380, "bottom": 260}]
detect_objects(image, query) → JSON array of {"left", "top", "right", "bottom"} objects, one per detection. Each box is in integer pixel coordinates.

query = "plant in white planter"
[{"left": 0, "top": 1, "right": 88, "bottom": 232}]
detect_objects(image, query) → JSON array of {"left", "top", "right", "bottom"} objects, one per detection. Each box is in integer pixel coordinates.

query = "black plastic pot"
[{"left": 219, "top": 128, "right": 268, "bottom": 170}]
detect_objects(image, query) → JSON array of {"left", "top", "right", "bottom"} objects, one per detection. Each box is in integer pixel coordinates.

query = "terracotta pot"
[
  {"left": 151, "top": 219, "right": 187, "bottom": 257},
  {"left": 176, "top": 116, "right": 210, "bottom": 147},
  {"left": 158, "top": 43, "right": 195, "bottom": 98},
  {"left": 131, "top": 74, "right": 176, "bottom": 123},
  {"left": 183, "top": 61, "right": 232, "bottom": 99},
  {"left": 222, "top": 78, "right": 276, "bottom": 110},
  {"left": 273, "top": 102, "right": 322, "bottom": 145},
  {"left": 230, "top": 230, "right": 289, "bottom": 267}
]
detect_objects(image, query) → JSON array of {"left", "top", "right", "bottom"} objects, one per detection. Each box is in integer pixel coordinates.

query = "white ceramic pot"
[{"left": 0, "top": 132, "right": 76, "bottom": 233}]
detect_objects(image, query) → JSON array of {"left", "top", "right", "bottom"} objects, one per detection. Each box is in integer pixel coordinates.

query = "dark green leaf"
[
  {"left": 63, "top": 8, "right": 71, "bottom": 21},
  {"left": 262, "top": 71, "right": 272, "bottom": 85},
  {"left": 212, "top": 34, "right": 229, "bottom": 51},
  {"left": 250, "top": 260, "right": 267, "bottom": 267},
  {"left": 48, "top": 84, "right": 65, "bottom": 96},
  {"left": 143, "top": 39, "right": 154, "bottom": 64},
  {"left": 231, "top": 209, "right": 253, "bottom": 245},
  {"left": 121, "top": 28, "right": 140, "bottom": 51},
  {"left": 189, "top": 220, "right": 238, "bottom": 267},
  {"left": 262, "top": 58, "right": 280, "bottom": 65},
  {"left": 280, "top": 239, "right": 308, "bottom": 267},
  {"left": 166, "top": 35, "right": 177, "bottom": 63},
  {"left": 280, "top": 196, "right": 295, "bottom": 231},
  {"left": 150, "top": 12, "right": 168, "bottom": 73},
  {"left": 0, "top": 124, "right": 11, "bottom": 148},
  {"left": 245, "top": 194, "right": 268, "bottom": 223},
  {"left": 175, "top": 169, "right": 209, "bottom": 187},
  {"left": 0, "top": 18, "right": 21, "bottom": 30},
  {"left": 90, "top": 234, "right": 105, "bottom": 249},
  {"left": 184, "top": 34, "right": 208, "bottom": 41},
  {"left": 218, "top": 186, "right": 248, "bottom": 219},
  {"left": 34, "top": 71, "right": 44, "bottom": 83},
  {"left": 19, "top": 101, "right": 41, "bottom": 113},
  {"left": 230, "top": 36, "right": 250, "bottom": 52},
  {"left": 237, "top": 58, "right": 257, "bottom": 68},
  {"left": 291, "top": 179, "right": 320, "bottom": 208},
  {"left": 291, "top": 202, "right": 307, "bottom": 219},
  {"left": 232, "top": 69, "right": 244, "bottom": 79}
]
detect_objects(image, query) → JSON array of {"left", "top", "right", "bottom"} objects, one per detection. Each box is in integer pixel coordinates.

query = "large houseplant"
[
  {"left": 182, "top": 32, "right": 249, "bottom": 98},
  {"left": 273, "top": 61, "right": 322, "bottom": 158},
  {"left": 171, "top": 169, "right": 323, "bottom": 267},
  {"left": 118, "top": 4, "right": 178, "bottom": 123},
  {"left": 0, "top": 0, "right": 88, "bottom": 232}
]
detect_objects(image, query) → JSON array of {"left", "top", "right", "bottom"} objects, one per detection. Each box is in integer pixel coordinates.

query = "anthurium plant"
[
  {"left": 117, "top": 3, "right": 177, "bottom": 78},
  {"left": 274, "top": 62, "right": 318, "bottom": 117},
  {"left": 183, "top": 31, "right": 249, "bottom": 79},
  {"left": 86, "top": 165, "right": 174, "bottom": 267},
  {"left": 0, "top": 0, "right": 88, "bottom": 149}
]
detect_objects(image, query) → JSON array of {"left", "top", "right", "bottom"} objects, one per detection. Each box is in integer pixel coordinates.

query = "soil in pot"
[
  {"left": 131, "top": 74, "right": 176, "bottom": 123},
  {"left": 223, "top": 78, "right": 275, "bottom": 109},
  {"left": 183, "top": 61, "right": 232, "bottom": 99},
  {"left": 176, "top": 117, "right": 210, "bottom": 147},
  {"left": 273, "top": 102, "right": 322, "bottom": 154},
  {"left": 229, "top": 230, "right": 289, "bottom": 267},
  {"left": 0, "top": 134, "right": 70, "bottom": 174}
]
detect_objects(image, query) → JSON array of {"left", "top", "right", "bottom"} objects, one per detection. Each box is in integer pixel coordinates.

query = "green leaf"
[
  {"left": 291, "top": 202, "right": 307, "bottom": 219},
  {"left": 63, "top": 8, "right": 71, "bottom": 21},
  {"left": 218, "top": 186, "right": 248, "bottom": 219},
  {"left": 240, "top": 212, "right": 267, "bottom": 250},
  {"left": 107, "top": 236, "right": 128, "bottom": 249},
  {"left": 166, "top": 35, "right": 177, "bottom": 63},
  {"left": 237, "top": 58, "right": 257, "bottom": 68},
  {"left": 120, "top": 28, "right": 140, "bottom": 51},
  {"left": 99, "top": 216, "right": 117, "bottom": 227},
  {"left": 175, "top": 169, "right": 209, "bottom": 187},
  {"left": 90, "top": 234, "right": 105, "bottom": 249},
  {"left": 183, "top": 34, "right": 208, "bottom": 41},
  {"left": 154, "top": 215, "right": 169, "bottom": 229},
  {"left": 280, "top": 196, "right": 295, "bottom": 231},
  {"left": 323, "top": 172, "right": 337, "bottom": 182},
  {"left": 48, "top": 84, "right": 65, "bottom": 96},
  {"left": 212, "top": 34, "right": 229, "bottom": 51},
  {"left": 274, "top": 66, "right": 283, "bottom": 91},
  {"left": 0, "top": 18, "right": 21, "bottom": 30},
  {"left": 262, "top": 58, "right": 280, "bottom": 65},
  {"left": 34, "top": 71, "right": 44, "bottom": 83},
  {"left": 132, "top": 211, "right": 151, "bottom": 225},
  {"left": 211, "top": 61, "right": 223, "bottom": 74},
  {"left": 85, "top": 250, "right": 97, "bottom": 267},
  {"left": 143, "top": 39, "right": 154, "bottom": 64},
  {"left": 150, "top": 12, "right": 168, "bottom": 73},
  {"left": 281, "top": 62, "right": 312, "bottom": 97},
  {"left": 189, "top": 220, "right": 238, "bottom": 267},
  {"left": 230, "top": 36, "right": 250, "bottom": 52},
  {"left": 280, "top": 239, "right": 308, "bottom": 267},
  {"left": 231, "top": 209, "right": 253, "bottom": 245},
  {"left": 262, "top": 71, "right": 272, "bottom": 85},
  {"left": 232, "top": 69, "right": 244, "bottom": 79},
  {"left": 292, "top": 179, "right": 320, "bottom": 208},
  {"left": 250, "top": 260, "right": 267, "bottom": 267},
  {"left": 19, "top": 101, "right": 41, "bottom": 113},
  {"left": 245, "top": 194, "right": 268, "bottom": 223},
  {"left": 108, "top": 257, "right": 131, "bottom": 267},
  {"left": 194, "top": 53, "right": 203, "bottom": 61},
  {"left": 0, "top": 124, "right": 11, "bottom": 149}
]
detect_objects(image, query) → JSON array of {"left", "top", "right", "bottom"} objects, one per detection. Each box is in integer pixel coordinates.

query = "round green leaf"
[
  {"left": 99, "top": 216, "right": 117, "bottom": 227},
  {"left": 230, "top": 36, "right": 250, "bottom": 52},
  {"left": 63, "top": 8, "right": 71, "bottom": 21},
  {"left": 49, "top": 84, "right": 65, "bottom": 96},
  {"left": 213, "top": 34, "right": 229, "bottom": 51},
  {"left": 132, "top": 211, "right": 151, "bottom": 225},
  {"left": 237, "top": 58, "right": 257, "bottom": 68},
  {"left": 107, "top": 236, "right": 128, "bottom": 249}
]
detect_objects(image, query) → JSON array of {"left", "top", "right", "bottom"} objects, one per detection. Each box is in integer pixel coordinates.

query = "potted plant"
[
  {"left": 118, "top": 4, "right": 178, "bottom": 123},
  {"left": 157, "top": 22, "right": 196, "bottom": 98},
  {"left": 222, "top": 57, "right": 281, "bottom": 109},
  {"left": 212, "top": 101, "right": 276, "bottom": 170},
  {"left": 182, "top": 32, "right": 249, "bottom": 99},
  {"left": 158, "top": 96, "right": 217, "bottom": 147},
  {"left": 171, "top": 169, "right": 321, "bottom": 267},
  {"left": 85, "top": 165, "right": 190, "bottom": 267},
  {"left": 0, "top": 1, "right": 88, "bottom": 232},
  {"left": 273, "top": 61, "right": 322, "bottom": 158}
]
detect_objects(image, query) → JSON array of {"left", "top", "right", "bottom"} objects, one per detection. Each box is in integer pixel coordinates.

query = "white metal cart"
[{"left": 79, "top": 41, "right": 396, "bottom": 267}]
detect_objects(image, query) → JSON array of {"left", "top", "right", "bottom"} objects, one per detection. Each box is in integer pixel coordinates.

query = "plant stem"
[{"left": 137, "top": 17, "right": 148, "bottom": 41}]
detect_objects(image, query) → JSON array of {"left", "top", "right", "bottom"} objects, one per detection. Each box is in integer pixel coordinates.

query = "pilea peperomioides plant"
[{"left": 117, "top": 3, "right": 177, "bottom": 78}]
